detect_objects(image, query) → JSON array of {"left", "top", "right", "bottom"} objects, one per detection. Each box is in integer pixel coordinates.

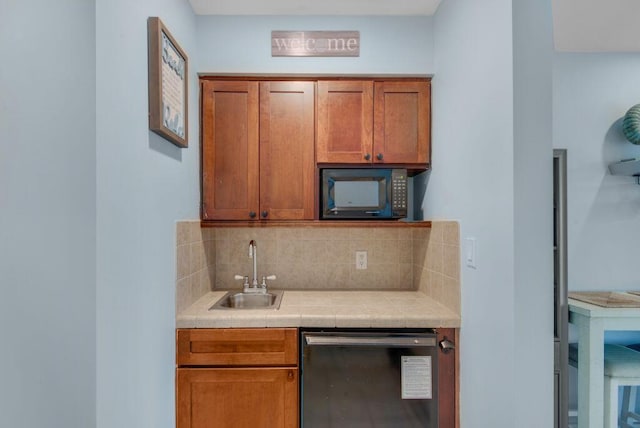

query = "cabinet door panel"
[
  {"left": 373, "top": 81, "right": 430, "bottom": 165},
  {"left": 201, "top": 81, "right": 259, "bottom": 220},
  {"left": 317, "top": 80, "right": 373, "bottom": 163},
  {"left": 259, "top": 82, "right": 315, "bottom": 220},
  {"left": 177, "top": 368, "right": 299, "bottom": 428}
]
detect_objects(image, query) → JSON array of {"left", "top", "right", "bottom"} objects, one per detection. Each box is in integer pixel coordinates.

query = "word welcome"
[{"left": 271, "top": 31, "right": 360, "bottom": 57}]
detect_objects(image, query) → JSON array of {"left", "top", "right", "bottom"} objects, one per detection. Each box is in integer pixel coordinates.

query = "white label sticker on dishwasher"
[{"left": 401, "top": 356, "right": 432, "bottom": 399}]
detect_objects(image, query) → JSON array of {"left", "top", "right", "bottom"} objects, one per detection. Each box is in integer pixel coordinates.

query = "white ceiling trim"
[{"left": 188, "top": 0, "right": 442, "bottom": 16}]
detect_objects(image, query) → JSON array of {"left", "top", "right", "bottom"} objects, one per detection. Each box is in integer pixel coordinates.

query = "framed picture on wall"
[{"left": 147, "top": 17, "right": 188, "bottom": 148}]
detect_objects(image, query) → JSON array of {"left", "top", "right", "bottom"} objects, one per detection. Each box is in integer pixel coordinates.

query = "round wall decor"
[{"left": 623, "top": 104, "right": 640, "bottom": 145}]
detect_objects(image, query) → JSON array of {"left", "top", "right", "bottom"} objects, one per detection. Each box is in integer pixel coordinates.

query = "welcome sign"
[{"left": 271, "top": 31, "right": 360, "bottom": 57}]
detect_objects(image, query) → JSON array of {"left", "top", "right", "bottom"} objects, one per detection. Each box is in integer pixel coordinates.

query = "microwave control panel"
[{"left": 391, "top": 169, "right": 408, "bottom": 218}]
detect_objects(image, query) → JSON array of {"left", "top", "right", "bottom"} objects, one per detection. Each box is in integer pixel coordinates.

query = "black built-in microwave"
[{"left": 320, "top": 168, "right": 408, "bottom": 219}]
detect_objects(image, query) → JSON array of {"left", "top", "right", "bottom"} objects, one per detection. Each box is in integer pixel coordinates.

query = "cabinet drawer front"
[
  {"left": 177, "top": 328, "right": 298, "bottom": 366},
  {"left": 177, "top": 367, "right": 299, "bottom": 428}
]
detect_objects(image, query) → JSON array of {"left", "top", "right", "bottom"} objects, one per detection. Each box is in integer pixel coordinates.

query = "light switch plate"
[{"left": 465, "top": 237, "right": 476, "bottom": 269}]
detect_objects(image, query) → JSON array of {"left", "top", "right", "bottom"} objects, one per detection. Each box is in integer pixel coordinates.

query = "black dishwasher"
[{"left": 300, "top": 328, "right": 438, "bottom": 427}]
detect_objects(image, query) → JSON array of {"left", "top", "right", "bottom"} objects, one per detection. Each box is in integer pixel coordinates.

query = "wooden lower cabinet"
[
  {"left": 176, "top": 328, "right": 299, "bottom": 428},
  {"left": 177, "top": 367, "right": 298, "bottom": 428}
]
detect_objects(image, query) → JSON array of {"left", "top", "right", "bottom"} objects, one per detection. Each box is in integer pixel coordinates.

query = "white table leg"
[
  {"left": 577, "top": 316, "right": 605, "bottom": 428},
  {"left": 605, "top": 376, "right": 618, "bottom": 428}
]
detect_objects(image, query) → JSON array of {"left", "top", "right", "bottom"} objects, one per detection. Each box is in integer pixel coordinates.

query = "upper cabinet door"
[
  {"left": 201, "top": 81, "right": 259, "bottom": 220},
  {"left": 259, "top": 81, "right": 315, "bottom": 220},
  {"left": 373, "top": 81, "right": 431, "bottom": 165},
  {"left": 316, "top": 80, "right": 374, "bottom": 163}
]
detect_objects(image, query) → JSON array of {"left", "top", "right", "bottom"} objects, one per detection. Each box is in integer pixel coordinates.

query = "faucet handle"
[
  {"left": 260, "top": 275, "right": 276, "bottom": 288},
  {"left": 234, "top": 275, "right": 250, "bottom": 288}
]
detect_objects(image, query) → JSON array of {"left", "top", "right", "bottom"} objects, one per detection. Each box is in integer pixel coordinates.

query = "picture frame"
[{"left": 147, "top": 17, "right": 188, "bottom": 148}]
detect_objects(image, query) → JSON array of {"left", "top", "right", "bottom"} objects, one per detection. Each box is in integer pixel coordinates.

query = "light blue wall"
[
  {"left": 513, "top": 0, "right": 554, "bottom": 426},
  {"left": 95, "top": 0, "right": 199, "bottom": 427},
  {"left": 196, "top": 15, "right": 434, "bottom": 74},
  {"left": 554, "top": 51, "right": 640, "bottom": 414},
  {"left": 0, "top": 1, "right": 96, "bottom": 427},
  {"left": 553, "top": 53, "right": 640, "bottom": 292},
  {"left": 428, "top": 1, "right": 517, "bottom": 426}
]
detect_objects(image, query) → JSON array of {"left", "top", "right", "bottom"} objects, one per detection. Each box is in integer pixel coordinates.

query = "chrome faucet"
[
  {"left": 234, "top": 240, "right": 276, "bottom": 293},
  {"left": 249, "top": 240, "right": 258, "bottom": 288}
]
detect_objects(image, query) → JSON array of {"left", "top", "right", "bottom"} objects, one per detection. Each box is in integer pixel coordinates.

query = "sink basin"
[{"left": 209, "top": 290, "right": 284, "bottom": 310}]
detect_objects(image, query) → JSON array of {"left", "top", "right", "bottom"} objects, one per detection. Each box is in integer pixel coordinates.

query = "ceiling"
[
  {"left": 552, "top": 0, "right": 640, "bottom": 52},
  {"left": 188, "top": 0, "right": 442, "bottom": 16},
  {"left": 188, "top": 0, "right": 640, "bottom": 52}
]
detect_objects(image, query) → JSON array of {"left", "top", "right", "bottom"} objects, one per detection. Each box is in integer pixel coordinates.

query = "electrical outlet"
[{"left": 356, "top": 251, "right": 367, "bottom": 270}]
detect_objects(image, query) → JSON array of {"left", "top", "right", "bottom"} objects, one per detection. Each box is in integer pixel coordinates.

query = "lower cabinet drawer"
[
  {"left": 176, "top": 328, "right": 298, "bottom": 367},
  {"left": 176, "top": 367, "right": 299, "bottom": 428}
]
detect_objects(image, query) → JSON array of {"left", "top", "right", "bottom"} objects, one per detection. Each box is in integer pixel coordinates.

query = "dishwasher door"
[{"left": 300, "top": 329, "right": 438, "bottom": 428}]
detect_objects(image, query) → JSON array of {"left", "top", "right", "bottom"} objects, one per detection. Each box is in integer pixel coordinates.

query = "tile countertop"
[{"left": 177, "top": 290, "right": 460, "bottom": 329}]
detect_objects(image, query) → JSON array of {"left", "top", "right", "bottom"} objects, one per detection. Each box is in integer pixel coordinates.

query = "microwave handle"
[{"left": 365, "top": 211, "right": 381, "bottom": 215}]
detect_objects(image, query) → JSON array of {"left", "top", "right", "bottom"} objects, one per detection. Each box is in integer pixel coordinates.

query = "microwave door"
[
  {"left": 333, "top": 180, "right": 380, "bottom": 209},
  {"left": 327, "top": 178, "right": 388, "bottom": 218}
]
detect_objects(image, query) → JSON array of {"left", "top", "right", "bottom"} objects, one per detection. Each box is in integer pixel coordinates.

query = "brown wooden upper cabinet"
[
  {"left": 317, "top": 79, "right": 431, "bottom": 167},
  {"left": 201, "top": 80, "right": 315, "bottom": 221},
  {"left": 316, "top": 80, "right": 373, "bottom": 163}
]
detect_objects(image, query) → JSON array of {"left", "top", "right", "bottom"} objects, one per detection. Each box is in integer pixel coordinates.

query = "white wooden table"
[{"left": 568, "top": 298, "right": 640, "bottom": 428}]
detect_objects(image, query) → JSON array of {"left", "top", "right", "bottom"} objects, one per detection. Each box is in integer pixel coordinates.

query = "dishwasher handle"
[{"left": 304, "top": 334, "right": 436, "bottom": 348}]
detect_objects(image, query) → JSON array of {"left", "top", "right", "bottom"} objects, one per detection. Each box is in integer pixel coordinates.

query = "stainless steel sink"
[{"left": 209, "top": 290, "right": 284, "bottom": 310}]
